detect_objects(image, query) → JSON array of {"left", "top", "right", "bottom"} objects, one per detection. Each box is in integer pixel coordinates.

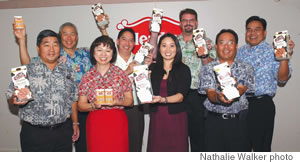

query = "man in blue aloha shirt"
[{"left": 236, "top": 16, "right": 295, "bottom": 152}]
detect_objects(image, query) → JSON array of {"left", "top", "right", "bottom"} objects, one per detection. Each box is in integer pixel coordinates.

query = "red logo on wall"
[{"left": 116, "top": 16, "right": 182, "bottom": 54}]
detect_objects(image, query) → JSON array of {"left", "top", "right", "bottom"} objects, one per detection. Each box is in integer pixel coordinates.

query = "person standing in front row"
[
  {"left": 198, "top": 29, "right": 255, "bottom": 152},
  {"left": 7, "top": 29, "right": 78, "bottom": 152},
  {"left": 147, "top": 33, "right": 191, "bottom": 152},
  {"left": 177, "top": 8, "right": 216, "bottom": 152},
  {"left": 100, "top": 21, "right": 152, "bottom": 151},
  {"left": 13, "top": 22, "right": 96, "bottom": 151},
  {"left": 236, "top": 16, "right": 295, "bottom": 152},
  {"left": 77, "top": 35, "right": 133, "bottom": 152}
]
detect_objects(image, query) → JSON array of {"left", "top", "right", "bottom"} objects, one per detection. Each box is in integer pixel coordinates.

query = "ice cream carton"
[
  {"left": 273, "top": 30, "right": 290, "bottom": 60},
  {"left": 150, "top": 8, "right": 163, "bottom": 33},
  {"left": 91, "top": 3, "right": 108, "bottom": 28},
  {"left": 213, "top": 62, "right": 239, "bottom": 100},
  {"left": 11, "top": 65, "right": 33, "bottom": 101},
  {"left": 14, "top": 16, "right": 24, "bottom": 29},
  {"left": 133, "top": 65, "right": 153, "bottom": 103},
  {"left": 193, "top": 28, "right": 208, "bottom": 55},
  {"left": 134, "top": 42, "right": 154, "bottom": 64}
]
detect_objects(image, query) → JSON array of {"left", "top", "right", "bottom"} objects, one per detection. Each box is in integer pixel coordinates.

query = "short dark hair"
[
  {"left": 58, "top": 22, "right": 78, "bottom": 36},
  {"left": 117, "top": 28, "right": 136, "bottom": 41},
  {"left": 215, "top": 29, "right": 239, "bottom": 45},
  {"left": 36, "top": 29, "right": 60, "bottom": 47},
  {"left": 90, "top": 35, "right": 117, "bottom": 65},
  {"left": 179, "top": 8, "right": 198, "bottom": 21},
  {"left": 156, "top": 33, "right": 182, "bottom": 66},
  {"left": 246, "top": 16, "right": 267, "bottom": 30}
]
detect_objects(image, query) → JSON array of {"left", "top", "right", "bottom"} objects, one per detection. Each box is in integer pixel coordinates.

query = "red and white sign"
[{"left": 116, "top": 16, "right": 182, "bottom": 54}]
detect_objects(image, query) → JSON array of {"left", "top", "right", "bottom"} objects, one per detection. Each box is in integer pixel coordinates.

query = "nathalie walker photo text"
[{"left": 200, "top": 152, "right": 294, "bottom": 162}]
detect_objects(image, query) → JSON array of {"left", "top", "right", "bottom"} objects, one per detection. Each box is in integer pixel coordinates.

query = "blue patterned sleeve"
[
  {"left": 31, "top": 56, "right": 40, "bottom": 63},
  {"left": 242, "top": 63, "right": 255, "bottom": 94},
  {"left": 271, "top": 49, "right": 293, "bottom": 84},
  {"left": 274, "top": 61, "right": 292, "bottom": 84},
  {"left": 83, "top": 48, "right": 93, "bottom": 71},
  {"left": 6, "top": 82, "right": 14, "bottom": 100},
  {"left": 198, "top": 64, "right": 217, "bottom": 94}
]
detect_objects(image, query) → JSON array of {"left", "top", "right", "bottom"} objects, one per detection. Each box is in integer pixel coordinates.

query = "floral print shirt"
[
  {"left": 32, "top": 47, "right": 92, "bottom": 83},
  {"left": 6, "top": 58, "right": 78, "bottom": 126},
  {"left": 59, "top": 47, "right": 92, "bottom": 83},
  {"left": 198, "top": 59, "right": 255, "bottom": 113},
  {"left": 78, "top": 64, "right": 132, "bottom": 110},
  {"left": 237, "top": 41, "right": 292, "bottom": 96},
  {"left": 178, "top": 34, "right": 217, "bottom": 89}
]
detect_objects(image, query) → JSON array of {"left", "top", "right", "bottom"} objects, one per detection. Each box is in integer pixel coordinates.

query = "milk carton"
[
  {"left": 91, "top": 3, "right": 108, "bottom": 28},
  {"left": 133, "top": 65, "right": 153, "bottom": 103},
  {"left": 11, "top": 66, "right": 33, "bottom": 101},
  {"left": 134, "top": 42, "right": 154, "bottom": 64},
  {"left": 213, "top": 62, "right": 239, "bottom": 100},
  {"left": 273, "top": 30, "right": 290, "bottom": 60},
  {"left": 150, "top": 8, "right": 163, "bottom": 33},
  {"left": 193, "top": 28, "right": 208, "bottom": 55}
]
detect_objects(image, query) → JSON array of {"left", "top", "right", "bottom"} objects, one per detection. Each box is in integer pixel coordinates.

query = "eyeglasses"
[
  {"left": 218, "top": 40, "right": 235, "bottom": 45},
  {"left": 181, "top": 19, "right": 196, "bottom": 24}
]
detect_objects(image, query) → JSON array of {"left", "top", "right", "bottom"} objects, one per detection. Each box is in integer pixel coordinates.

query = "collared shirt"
[
  {"left": 60, "top": 48, "right": 93, "bottom": 83},
  {"left": 78, "top": 64, "right": 132, "bottom": 110},
  {"left": 237, "top": 41, "right": 292, "bottom": 96},
  {"left": 178, "top": 34, "right": 217, "bottom": 89},
  {"left": 114, "top": 53, "right": 138, "bottom": 105},
  {"left": 32, "top": 47, "right": 92, "bottom": 84},
  {"left": 198, "top": 59, "right": 255, "bottom": 114},
  {"left": 6, "top": 58, "right": 78, "bottom": 126}
]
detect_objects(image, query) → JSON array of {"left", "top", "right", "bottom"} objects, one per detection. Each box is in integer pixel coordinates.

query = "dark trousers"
[
  {"left": 124, "top": 105, "right": 145, "bottom": 152},
  {"left": 205, "top": 110, "right": 249, "bottom": 152},
  {"left": 247, "top": 95, "right": 275, "bottom": 152},
  {"left": 186, "top": 89, "right": 206, "bottom": 152},
  {"left": 20, "top": 118, "right": 73, "bottom": 152},
  {"left": 74, "top": 112, "right": 89, "bottom": 152}
]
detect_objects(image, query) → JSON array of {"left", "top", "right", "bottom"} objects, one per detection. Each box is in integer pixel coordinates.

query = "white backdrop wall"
[{"left": 0, "top": 0, "right": 299, "bottom": 151}]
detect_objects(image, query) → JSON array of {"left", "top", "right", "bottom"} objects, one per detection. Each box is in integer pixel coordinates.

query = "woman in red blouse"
[{"left": 78, "top": 35, "right": 133, "bottom": 152}]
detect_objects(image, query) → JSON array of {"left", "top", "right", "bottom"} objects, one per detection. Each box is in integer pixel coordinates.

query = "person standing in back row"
[
  {"left": 177, "top": 8, "right": 216, "bottom": 152},
  {"left": 236, "top": 16, "right": 295, "bottom": 152}
]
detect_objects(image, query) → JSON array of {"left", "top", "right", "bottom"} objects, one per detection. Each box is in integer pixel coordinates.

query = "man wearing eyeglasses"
[
  {"left": 198, "top": 29, "right": 255, "bottom": 152},
  {"left": 177, "top": 8, "right": 216, "bottom": 152}
]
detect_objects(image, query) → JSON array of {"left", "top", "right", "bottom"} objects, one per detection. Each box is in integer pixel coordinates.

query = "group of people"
[{"left": 6, "top": 7, "right": 294, "bottom": 152}]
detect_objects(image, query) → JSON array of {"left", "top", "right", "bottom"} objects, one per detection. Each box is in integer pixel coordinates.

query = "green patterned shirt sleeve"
[
  {"left": 206, "top": 37, "right": 217, "bottom": 59},
  {"left": 178, "top": 34, "right": 216, "bottom": 89}
]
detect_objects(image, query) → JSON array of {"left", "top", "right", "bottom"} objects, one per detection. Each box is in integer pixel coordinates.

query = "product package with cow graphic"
[
  {"left": 134, "top": 42, "right": 154, "bottom": 64},
  {"left": 213, "top": 62, "right": 239, "bottom": 100},
  {"left": 91, "top": 3, "right": 108, "bottom": 28},
  {"left": 150, "top": 8, "right": 163, "bottom": 33},
  {"left": 193, "top": 28, "right": 208, "bottom": 56},
  {"left": 11, "top": 65, "right": 33, "bottom": 102},
  {"left": 273, "top": 30, "right": 291, "bottom": 60},
  {"left": 133, "top": 65, "right": 153, "bottom": 103}
]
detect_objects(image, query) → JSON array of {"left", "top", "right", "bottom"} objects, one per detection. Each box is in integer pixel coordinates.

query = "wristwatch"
[{"left": 199, "top": 54, "right": 209, "bottom": 59}]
